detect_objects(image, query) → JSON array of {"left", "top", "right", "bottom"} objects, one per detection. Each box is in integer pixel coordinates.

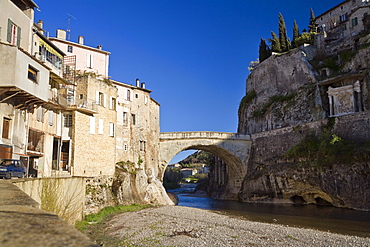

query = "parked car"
[{"left": 0, "top": 159, "right": 27, "bottom": 179}]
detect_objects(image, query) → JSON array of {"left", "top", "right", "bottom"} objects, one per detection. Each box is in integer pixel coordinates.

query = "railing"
[
  {"left": 48, "top": 88, "right": 68, "bottom": 107},
  {"left": 68, "top": 98, "right": 97, "bottom": 113}
]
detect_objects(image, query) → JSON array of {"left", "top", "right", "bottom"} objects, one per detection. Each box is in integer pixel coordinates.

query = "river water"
[{"left": 168, "top": 185, "right": 370, "bottom": 238}]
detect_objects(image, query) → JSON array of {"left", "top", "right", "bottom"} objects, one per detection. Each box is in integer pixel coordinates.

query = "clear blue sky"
[{"left": 34, "top": 0, "right": 341, "bottom": 162}]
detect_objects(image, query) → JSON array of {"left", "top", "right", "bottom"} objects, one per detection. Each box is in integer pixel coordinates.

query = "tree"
[
  {"left": 269, "top": 31, "right": 281, "bottom": 53},
  {"left": 278, "top": 13, "right": 290, "bottom": 52},
  {"left": 292, "top": 20, "right": 300, "bottom": 48},
  {"left": 308, "top": 8, "right": 318, "bottom": 33},
  {"left": 259, "top": 38, "right": 271, "bottom": 62}
]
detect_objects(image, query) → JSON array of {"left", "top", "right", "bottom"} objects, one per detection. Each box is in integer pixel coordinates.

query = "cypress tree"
[
  {"left": 269, "top": 31, "right": 281, "bottom": 53},
  {"left": 292, "top": 20, "right": 300, "bottom": 48},
  {"left": 259, "top": 38, "right": 271, "bottom": 62},
  {"left": 278, "top": 13, "right": 289, "bottom": 52},
  {"left": 308, "top": 8, "right": 318, "bottom": 33}
]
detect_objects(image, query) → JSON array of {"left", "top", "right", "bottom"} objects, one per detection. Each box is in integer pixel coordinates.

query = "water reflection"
[{"left": 169, "top": 185, "right": 370, "bottom": 237}]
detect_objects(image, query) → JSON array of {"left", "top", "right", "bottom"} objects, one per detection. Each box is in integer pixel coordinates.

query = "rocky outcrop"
[
  {"left": 85, "top": 167, "right": 173, "bottom": 215},
  {"left": 238, "top": 49, "right": 325, "bottom": 134},
  {"left": 239, "top": 162, "right": 370, "bottom": 211},
  {"left": 236, "top": 34, "right": 370, "bottom": 210}
]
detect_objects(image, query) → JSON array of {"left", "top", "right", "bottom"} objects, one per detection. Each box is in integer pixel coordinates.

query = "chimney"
[
  {"left": 141, "top": 82, "right": 146, "bottom": 89},
  {"left": 78, "top": 36, "right": 84, "bottom": 45},
  {"left": 56, "top": 29, "right": 66, "bottom": 40},
  {"left": 37, "top": 20, "right": 43, "bottom": 29},
  {"left": 136, "top": 78, "right": 140, "bottom": 87},
  {"left": 97, "top": 45, "right": 102, "bottom": 50}
]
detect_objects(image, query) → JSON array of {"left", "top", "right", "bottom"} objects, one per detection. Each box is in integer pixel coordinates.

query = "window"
[
  {"left": 109, "top": 123, "right": 114, "bottom": 137},
  {"left": 127, "top": 90, "right": 131, "bottom": 101},
  {"left": 7, "top": 19, "right": 21, "bottom": 46},
  {"left": 98, "top": 119, "right": 104, "bottom": 134},
  {"left": 340, "top": 13, "right": 347, "bottom": 22},
  {"left": 89, "top": 116, "right": 95, "bottom": 134},
  {"left": 64, "top": 114, "right": 72, "bottom": 127},
  {"left": 67, "top": 46, "right": 73, "bottom": 53},
  {"left": 131, "top": 114, "right": 136, "bottom": 125},
  {"left": 123, "top": 112, "right": 128, "bottom": 125},
  {"left": 87, "top": 54, "right": 93, "bottom": 68},
  {"left": 110, "top": 97, "right": 116, "bottom": 110},
  {"left": 28, "top": 65, "right": 38, "bottom": 83},
  {"left": 140, "top": 141, "right": 146, "bottom": 151},
  {"left": 96, "top": 91, "right": 105, "bottom": 106},
  {"left": 144, "top": 96, "right": 148, "bottom": 105},
  {"left": 79, "top": 94, "right": 84, "bottom": 99},
  {"left": 135, "top": 94, "right": 138, "bottom": 99},
  {"left": 2, "top": 118, "right": 11, "bottom": 139},
  {"left": 352, "top": 17, "right": 358, "bottom": 26},
  {"left": 48, "top": 110, "right": 54, "bottom": 126},
  {"left": 36, "top": 107, "right": 44, "bottom": 122}
]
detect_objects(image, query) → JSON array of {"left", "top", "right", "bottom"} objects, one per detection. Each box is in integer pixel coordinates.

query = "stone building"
[
  {"left": 0, "top": 0, "right": 72, "bottom": 177},
  {"left": 47, "top": 29, "right": 161, "bottom": 179},
  {"left": 315, "top": 0, "right": 370, "bottom": 52}
]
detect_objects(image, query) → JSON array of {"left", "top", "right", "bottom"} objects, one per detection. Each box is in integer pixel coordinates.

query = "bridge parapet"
[{"left": 160, "top": 131, "right": 251, "bottom": 141}]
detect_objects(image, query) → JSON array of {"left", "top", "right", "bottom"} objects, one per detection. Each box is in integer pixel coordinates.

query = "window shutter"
[
  {"left": 16, "top": 26, "right": 21, "bottom": 47},
  {"left": 90, "top": 54, "right": 94, "bottom": 68},
  {"left": 99, "top": 119, "right": 104, "bottom": 134},
  {"left": 103, "top": 93, "right": 106, "bottom": 107},
  {"left": 7, "top": 19, "right": 12, "bottom": 43},
  {"left": 109, "top": 123, "right": 114, "bottom": 137},
  {"left": 96, "top": 91, "right": 100, "bottom": 104},
  {"left": 89, "top": 116, "right": 95, "bottom": 134},
  {"left": 109, "top": 96, "right": 113, "bottom": 109}
]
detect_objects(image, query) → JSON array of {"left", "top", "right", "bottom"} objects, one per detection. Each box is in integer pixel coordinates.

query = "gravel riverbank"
[{"left": 100, "top": 205, "right": 370, "bottom": 246}]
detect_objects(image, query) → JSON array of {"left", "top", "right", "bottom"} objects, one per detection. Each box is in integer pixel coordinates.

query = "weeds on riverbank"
[{"left": 75, "top": 204, "right": 152, "bottom": 231}]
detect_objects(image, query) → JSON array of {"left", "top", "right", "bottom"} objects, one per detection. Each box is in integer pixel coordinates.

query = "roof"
[
  {"left": 315, "top": 0, "right": 350, "bottom": 19},
  {"left": 48, "top": 37, "right": 111, "bottom": 55},
  {"left": 36, "top": 32, "right": 66, "bottom": 57}
]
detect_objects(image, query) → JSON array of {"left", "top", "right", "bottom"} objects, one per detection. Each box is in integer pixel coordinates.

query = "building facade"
[{"left": 0, "top": 0, "right": 71, "bottom": 177}]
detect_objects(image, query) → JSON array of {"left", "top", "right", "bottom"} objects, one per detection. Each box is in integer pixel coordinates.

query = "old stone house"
[
  {"left": 46, "top": 28, "right": 160, "bottom": 178},
  {"left": 315, "top": 0, "right": 370, "bottom": 52},
  {"left": 0, "top": 0, "right": 72, "bottom": 177}
]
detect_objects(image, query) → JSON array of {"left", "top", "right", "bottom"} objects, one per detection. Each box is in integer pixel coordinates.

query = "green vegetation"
[
  {"left": 252, "top": 93, "right": 295, "bottom": 117},
  {"left": 76, "top": 204, "right": 152, "bottom": 231},
  {"left": 259, "top": 39, "right": 271, "bottom": 62},
  {"left": 278, "top": 13, "right": 290, "bottom": 52},
  {"left": 163, "top": 168, "right": 182, "bottom": 189},
  {"left": 285, "top": 131, "right": 370, "bottom": 167},
  {"left": 238, "top": 90, "right": 257, "bottom": 116},
  {"left": 258, "top": 9, "right": 317, "bottom": 62}
]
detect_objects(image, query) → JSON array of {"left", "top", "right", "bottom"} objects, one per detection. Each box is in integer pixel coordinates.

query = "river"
[{"left": 168, "top": 184, "right": 370, "bottom": 238}]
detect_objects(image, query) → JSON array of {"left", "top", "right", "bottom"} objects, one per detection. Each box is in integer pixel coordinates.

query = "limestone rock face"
[
  {"left": 112, "top": 168, "right": 174, "bottom": 206},
  {"left": 238, "top": 49, "right": 325, "bottom": 134},
  {"left": 239, "top": 162, "right": 370, "bottom": 211}
]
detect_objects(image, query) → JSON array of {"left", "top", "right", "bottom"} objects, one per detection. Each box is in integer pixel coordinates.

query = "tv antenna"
[{"left": 66, "top": 13, "right": 76, "bottom": 40}]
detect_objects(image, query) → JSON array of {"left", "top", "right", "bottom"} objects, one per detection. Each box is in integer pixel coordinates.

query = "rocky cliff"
[{"left": 237, "top": 34, "right": 370, "bottom": 210}]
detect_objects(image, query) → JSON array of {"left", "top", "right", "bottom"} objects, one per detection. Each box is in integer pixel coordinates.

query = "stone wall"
[
  {"left": 13, "top": 177, "right": 86, "bottom": 224},
  {"left": 239, "top": 112, "right": 370, "bottom": 210}
]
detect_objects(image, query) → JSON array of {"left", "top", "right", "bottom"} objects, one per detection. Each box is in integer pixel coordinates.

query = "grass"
[
  {"left": 252, "top": 93, "right": 295, "bottom": 117},
  {"left": 75, "top": 204, "right": 152, "bottom": 231}
]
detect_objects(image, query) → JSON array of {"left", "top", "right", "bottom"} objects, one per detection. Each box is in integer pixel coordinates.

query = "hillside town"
[{"left": 0, "top": 0, "right": 370, "bottom": 246}]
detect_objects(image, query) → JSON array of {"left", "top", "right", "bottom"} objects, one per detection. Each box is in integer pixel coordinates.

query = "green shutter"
[
  {"left": 7, "top": 19, "right": 12, "bottom": 43},
  {"left": 16, "top": 26, "right": 21, "bottom": 47}
]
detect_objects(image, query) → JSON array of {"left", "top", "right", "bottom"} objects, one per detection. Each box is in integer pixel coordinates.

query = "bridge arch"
[{"left": 159, "top": 131, "right": 252, "bottom": 199}]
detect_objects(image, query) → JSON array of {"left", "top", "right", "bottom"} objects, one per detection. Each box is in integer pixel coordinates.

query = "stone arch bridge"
[{"left": 159, "top": 131, "right": 252, "bottom": 199}]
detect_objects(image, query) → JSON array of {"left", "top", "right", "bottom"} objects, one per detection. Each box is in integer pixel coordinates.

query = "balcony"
[
  {"left": 48, "top": 88, "right": 68, "bottom": 109},
  {"left": 67, "top": 98, "right": 97, "bottom": 114}
]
